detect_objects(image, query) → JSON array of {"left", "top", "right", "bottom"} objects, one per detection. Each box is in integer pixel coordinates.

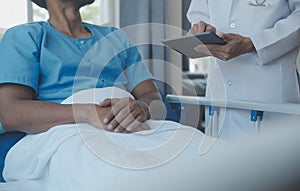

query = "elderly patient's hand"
[
  {"left": 77, "top": 104, "right": 150, "bottom": 134},
  {"left": 99, "top": 98, "right": 150, "bottom": 133}
]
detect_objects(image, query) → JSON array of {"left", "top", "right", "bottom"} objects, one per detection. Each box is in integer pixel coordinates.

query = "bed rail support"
[
  {"left": 208, "top": 106, "right": 219, "bottom": 137},
  {"left": 250, "top": 110, "right": 264, "bottom": 134}
]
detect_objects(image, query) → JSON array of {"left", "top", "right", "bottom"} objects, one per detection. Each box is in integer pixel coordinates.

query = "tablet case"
[{"left": 161, "top": 32, "right": 226, "bottom": 58}]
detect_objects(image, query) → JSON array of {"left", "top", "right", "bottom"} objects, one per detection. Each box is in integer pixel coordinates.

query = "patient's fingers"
[
  {"left": 99, "top": 98, "right": 120, "bottom": 107},
  {"left": 99, "top": 98, "right": 111, "bottom": 107},
  {"left": 89, "top": 106, "right": 114, "bottom": 131},
  {"left": 125, "top": 116, "right": 144, "bottom": 132},
  {"left": 103, "top": 99, "right": 128, "bottom": 124},
  {"left": 121, "top": 128, "right": 131, "bottom": 134},
  {"left": 109, "top": 105, "right": 140, "bottom": 132},
  {"left": 109, "top": 108, "right": 134, "bottom": 132},
  {"left": 121, "top": 107, "right": 140, "bottom": 123},
  {"left": 101, "top": 98, "right": 149, "bottom": 133},
  {"left": 113, "top": 124, "right": 126, "bottom": 133}
]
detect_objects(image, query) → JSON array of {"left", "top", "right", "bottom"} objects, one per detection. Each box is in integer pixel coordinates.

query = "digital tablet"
[{"left": 161, "top": 32, "right": 227, "bottom": 58}]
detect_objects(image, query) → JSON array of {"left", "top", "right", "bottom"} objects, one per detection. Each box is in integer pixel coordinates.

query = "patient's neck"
[{"left": 47, "top": 3, "right": 91, "bottom": 39}]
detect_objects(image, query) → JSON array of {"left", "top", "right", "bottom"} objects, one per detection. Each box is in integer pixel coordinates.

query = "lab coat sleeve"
[
  {"left": 186, "top": 0, "right": 210, "bottom": 26},
  {"left": 251, "top": 0, "right": 300, "bottom": 65}
]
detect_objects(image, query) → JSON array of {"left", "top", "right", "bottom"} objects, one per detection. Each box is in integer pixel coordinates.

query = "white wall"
[
  {"left": 98, "top": 0, "right": 120, "bottom": 27},
  {"left": 0, "top": 0, "right": 29, "bottom": 28}
]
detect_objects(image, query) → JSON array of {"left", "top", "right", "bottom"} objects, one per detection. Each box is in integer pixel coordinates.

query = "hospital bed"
[{"left": 0, "top": 87, "right": 300, "bottom": 191}]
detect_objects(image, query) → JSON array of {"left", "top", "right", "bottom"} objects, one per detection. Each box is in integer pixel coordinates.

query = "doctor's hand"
[
  {"left": 99, "top": 98, "right": 151, "bottom": 133},
  {"left": 194, "top": 33, "right": 256, "bottom": 61},
  {"left": 188, "top": 21, "right": 216, "bottom": 34}
]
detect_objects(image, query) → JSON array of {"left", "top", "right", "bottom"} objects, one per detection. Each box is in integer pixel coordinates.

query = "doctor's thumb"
[{"left": 220, "top": 33, "right": 236, "bottom": 41}]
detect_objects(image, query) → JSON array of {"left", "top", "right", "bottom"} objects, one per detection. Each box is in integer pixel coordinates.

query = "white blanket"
[
  {"left": 1, "top": 87, "right": 299, "bottom": 191},
  {"left": 0, "top": 88, "right": 207, "bottom": 191}
]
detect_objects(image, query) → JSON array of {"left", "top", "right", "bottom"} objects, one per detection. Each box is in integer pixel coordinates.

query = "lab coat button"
[
  {"left": 230, "top": 23, "right": 236, "bottom": 28},
  {"left": 226, "top": 81, "right": 232, "bottom": 87}
]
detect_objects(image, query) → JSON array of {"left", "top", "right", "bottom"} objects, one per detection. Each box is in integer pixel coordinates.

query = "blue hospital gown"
[{"left": 0, "top": 21, "right": 154, "bottom": 132}]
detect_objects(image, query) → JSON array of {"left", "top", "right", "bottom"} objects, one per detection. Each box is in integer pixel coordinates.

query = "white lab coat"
[{"left": 187, "top": 0, "right": 300, "bottom": 139}]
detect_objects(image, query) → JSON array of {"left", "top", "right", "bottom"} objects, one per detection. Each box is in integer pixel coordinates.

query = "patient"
[{"left": 0, "top": 0, "right": 165, "bottom": 182}]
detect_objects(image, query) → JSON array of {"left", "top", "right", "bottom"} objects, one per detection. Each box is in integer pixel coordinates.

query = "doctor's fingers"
[
  {"left": 205, "top": 44, "right": 237, "bottom": 59},
  {"left": 209, "top": 49, "right": 235, "bottom": 61},
  {"left": 189, "top": 22, "right": 205, "bottom": 34},
  {"left": 210, "top": 39, "right": 253, "bottom": 60},
  {"left": 205, "top": 25, "right": 216, "bottom": 33},
  {"left": 189, "top": 21, "right": 216, "bottom": 34},
  {"left": 196, "top": 21, "right": 216, "bottom": 33},
  {"left": 220, "top": 33, "right": 240, "bottom": 41},
  {"left": 213, "top": 52, "right": 232, "bottom": 61}
]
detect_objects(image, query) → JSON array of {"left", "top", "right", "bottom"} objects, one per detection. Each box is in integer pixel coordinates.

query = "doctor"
[{"left": 187, "top": 0, "right": 300, "bottom": 138}]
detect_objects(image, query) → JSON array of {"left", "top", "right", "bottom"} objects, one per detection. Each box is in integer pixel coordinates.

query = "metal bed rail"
[{"left": 166, "top": 95, "right": 300, "bottom": 137}]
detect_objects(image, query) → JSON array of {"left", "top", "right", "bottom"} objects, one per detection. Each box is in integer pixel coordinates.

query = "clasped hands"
[
  {"left": 189, "top": 21, "right": 255, "bottom": 61},
  {"left": 87, "top": 97, "right": 151, "bottom": 134}
]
